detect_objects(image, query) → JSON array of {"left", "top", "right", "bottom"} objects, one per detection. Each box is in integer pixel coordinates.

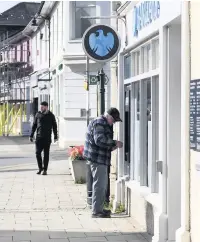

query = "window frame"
[
  {"left": 71, "top": 1, "right": 96, "bottom": 40},
  {"left": 124, "top": 36, "right": 159, "bottom": 193}
]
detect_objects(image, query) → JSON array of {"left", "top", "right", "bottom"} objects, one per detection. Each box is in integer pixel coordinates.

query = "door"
[{"left": 124, "top": 85, "right": 131, "bottom": 177}]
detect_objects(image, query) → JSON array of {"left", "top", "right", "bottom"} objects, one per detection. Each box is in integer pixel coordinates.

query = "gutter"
[
  {"left": 117, "top": 1, "right": 131, "bottom": 14},
  {"left": 37, "top": 1, "right": 45, "bottom": 15}
]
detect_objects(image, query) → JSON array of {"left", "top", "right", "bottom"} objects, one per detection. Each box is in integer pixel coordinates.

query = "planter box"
[
  {"left": 70, "top": 159, "right": 87, "bottom": 183},
  {"left": 69, "top": 159, "right": 72, "bottom": 174}
]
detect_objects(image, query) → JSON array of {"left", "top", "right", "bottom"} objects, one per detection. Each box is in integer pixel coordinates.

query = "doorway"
[
  {"left": 124, "top": 85, "right": 131, "bottom": 177},
  {"left": 32, "top": 97, "right": 38, "bottom": 117}
]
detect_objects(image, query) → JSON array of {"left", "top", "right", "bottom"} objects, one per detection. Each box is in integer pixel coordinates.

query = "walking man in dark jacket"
[
  {"left": 84, "top": 107, "right": 123, "bottom": 218},
  {"left": 29, "top": 101, "right": 58, "bottom": 175}
]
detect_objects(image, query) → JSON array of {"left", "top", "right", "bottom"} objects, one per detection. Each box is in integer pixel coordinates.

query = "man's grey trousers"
[{"left": 89, "top": 162, "right": 108, "bottom": 214}]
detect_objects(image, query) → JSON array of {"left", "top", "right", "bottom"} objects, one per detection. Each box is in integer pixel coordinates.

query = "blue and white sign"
[
  {"left": 133, "top": 1, "right": 160, "bottom": 37},
  {"left": 82, "top": 24, "right": 121, "bottom": 63}
]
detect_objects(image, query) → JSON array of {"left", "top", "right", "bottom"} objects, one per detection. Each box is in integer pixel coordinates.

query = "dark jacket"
[
  {"left": 83, "top": 116, "right": 115, "bottom": 166},
  {"left": 30, "top": 110, "right": 58, "bottom": 142}
]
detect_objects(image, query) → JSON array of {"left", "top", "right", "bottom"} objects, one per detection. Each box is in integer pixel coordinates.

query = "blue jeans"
[{"left": 90, "top": 162, "right": 108, "bottom": 214}]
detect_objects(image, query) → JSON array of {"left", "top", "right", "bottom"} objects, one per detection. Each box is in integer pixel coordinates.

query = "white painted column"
[
  {"left": 152, "top": 26, "right": 168, "bottom": 242},
  {"left": 117, "top": 54, "right": 125, "bottom": 179},
  {"left": 167, "top": 23, "right": 181, "bottom": 242},
  {"left": 110, "top": 1, "right": 118, "bottom": 175},
  {"left": 176, "top": 2, "right": 191, "bottom": 242},
  {"left": 113, "top": 53, "right": 125, "bottom": 210}
]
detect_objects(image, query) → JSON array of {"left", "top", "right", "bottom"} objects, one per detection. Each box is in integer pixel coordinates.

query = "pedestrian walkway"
[{"left": 0, "top": 149, "right": 150, "bottom": 242}]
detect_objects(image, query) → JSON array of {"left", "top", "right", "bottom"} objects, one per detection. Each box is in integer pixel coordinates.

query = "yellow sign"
[{"left": 84, "top": 81, "right": 88, "bottom": 91}]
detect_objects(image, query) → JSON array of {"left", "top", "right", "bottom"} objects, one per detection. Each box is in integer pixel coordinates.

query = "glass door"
[{"left": 124, "top": 85, "right": 131, "bottom": 178}]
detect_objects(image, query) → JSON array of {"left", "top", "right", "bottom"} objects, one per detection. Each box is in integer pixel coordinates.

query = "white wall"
[
  {"left": 31, "top": 23, "right": 49, "bottom": 71},
  {"left": 119, "top": 1, "right": 181, "bottom": 50},
  {"left": 190, "top": 3, "right": 200, "bottom": 242}
]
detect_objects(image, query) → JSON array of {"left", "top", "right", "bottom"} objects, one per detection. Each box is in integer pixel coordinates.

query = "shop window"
[
  {"left": 124, "top": 55, "right": 131, "bottom": 79},
  {"left": 71, "top": 1, "right": 96, "bottom": 39},
  {"left": 132, "top": 50, "right": 141, "bottom": 76},
  {"left": 152, "top": 39, "right": 159, "bottom": 69},
  {"left": 129, "top": 77, "right": 159, "bottom": 192},
  {"left": 132, "top": 81, "right": 140, "bottom": 181},
  {"left": 142, "top": 44, "right": 151, "bottom": 73}
]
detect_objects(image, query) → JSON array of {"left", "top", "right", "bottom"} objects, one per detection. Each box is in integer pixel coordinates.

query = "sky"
[{"left": 0, "top": 1, "right": 41, "bottom": 14}]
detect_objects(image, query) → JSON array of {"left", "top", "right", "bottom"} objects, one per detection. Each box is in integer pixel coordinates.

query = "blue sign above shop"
[{"left": 133, "top": 1, "right": 160, "bottom": 37}]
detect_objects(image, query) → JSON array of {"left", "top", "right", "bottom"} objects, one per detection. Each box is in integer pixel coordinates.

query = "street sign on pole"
[
  {"left": 89, "top": 75, "right": 97, "bottom": 85},
  {"left": 82, "top": 24, "right": 121, "bottom": 207},
  {"left": 82, "top": 24, "right": 121, "bottom": 63}
]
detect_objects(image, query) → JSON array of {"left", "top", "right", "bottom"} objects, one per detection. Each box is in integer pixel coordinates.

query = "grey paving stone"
[{"left": 49, "top": 231, "right": 68, "bottom": 239}]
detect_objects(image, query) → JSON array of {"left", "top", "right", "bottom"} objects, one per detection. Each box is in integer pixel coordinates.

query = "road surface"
[{"left": 0, "top": 136, "right": 68, "bottom": 167}]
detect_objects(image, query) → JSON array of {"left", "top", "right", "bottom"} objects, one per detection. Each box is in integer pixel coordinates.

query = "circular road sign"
[{"left": 82, "top": 24, "right": 121, "bottom": 63}]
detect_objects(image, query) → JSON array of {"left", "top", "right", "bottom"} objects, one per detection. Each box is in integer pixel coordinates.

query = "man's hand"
[
  {"left": 116, "top": 141, "right": 123, "bottom": 148},
  {"left": 29, "top": 137, "right": 33, "bottom": 142},
  {"left": 112, "top": 146, "right": 118, "bottom": 151}
]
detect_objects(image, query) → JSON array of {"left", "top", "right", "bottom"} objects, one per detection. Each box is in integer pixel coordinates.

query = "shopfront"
[{"left": 115, "top": 1, "right": 182, "bottom": 241}]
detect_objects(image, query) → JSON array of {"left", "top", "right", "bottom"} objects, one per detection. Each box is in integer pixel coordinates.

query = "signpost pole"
[
  {"left": 86, "top": 56, "right": 93, "bottom": 207},
  {"left": 99, "top": 68, "right": 105, "bottom": 115},
  {"left": 86, "top": 56, "right": 90, "bottom": 126}
]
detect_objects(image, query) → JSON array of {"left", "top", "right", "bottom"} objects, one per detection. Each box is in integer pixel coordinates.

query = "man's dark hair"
[{"left": 41, "top": 101, "right": 48, "bottom": 107}]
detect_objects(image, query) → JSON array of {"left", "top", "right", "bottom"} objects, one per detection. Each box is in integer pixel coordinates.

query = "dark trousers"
[
  {"left": 35, "top": 139, "right": 51, "bottom": 171},
  {"left": 86, "top": 163, "right": 110, "bottom": 205}
]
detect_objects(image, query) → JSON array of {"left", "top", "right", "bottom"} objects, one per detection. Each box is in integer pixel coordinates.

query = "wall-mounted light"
[{"left": 31, "top": 18, "right": 38, "bottom": 32}]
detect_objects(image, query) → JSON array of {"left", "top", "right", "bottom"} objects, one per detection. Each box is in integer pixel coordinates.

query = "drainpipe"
[
  {"left": 48, "top": 18, "right": 51, "bottom": 96},
  {"left": 176, "top": 2, "right": 191, "bottom": 242},
  {"left": 22, "top": 33, "right": 32, "bottom": 123}
]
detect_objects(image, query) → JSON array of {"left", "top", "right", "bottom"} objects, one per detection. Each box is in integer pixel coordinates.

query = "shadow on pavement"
[
  {"left": 48, "top": 174, "right": 71, "bottom": 177},
  {"left": 0, "top": 157, "right": 29, "bottom": 159},
  {"left": 0, "top": 230, "right": 150, "bottom": 242},
  {"left": 0, "top": 168, "right": 38, "bottom": 173},
  {"left": 0, "top": 136, "right": 31, "bottom": 145}
]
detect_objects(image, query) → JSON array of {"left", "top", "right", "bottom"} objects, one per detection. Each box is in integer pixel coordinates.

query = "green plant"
[
  {"left": 75, "top": 177, "right": 86, "bottom": 184},
  {"left": 104, "top": 201, "right": 113, "bottom": 210},
  {"left": 115, "top": 203, "right": 125, "bottom": 214}
]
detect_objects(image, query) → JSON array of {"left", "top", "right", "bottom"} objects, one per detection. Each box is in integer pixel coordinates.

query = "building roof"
[
  {"left": 23, "top": 1, "right": 57, "bottom": 36},
  {"left": 0, "top": 2, "right": 40, "bottom": 27}
]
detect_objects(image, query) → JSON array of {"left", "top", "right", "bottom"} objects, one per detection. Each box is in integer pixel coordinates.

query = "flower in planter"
[{"left": 69, "top": 145, "right": 84, "bottom": 161}]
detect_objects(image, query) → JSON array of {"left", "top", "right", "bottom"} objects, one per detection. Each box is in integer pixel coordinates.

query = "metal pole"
[
  {"left": 99, "top": 68, "right": 110, "bottom": 204},
  {"left": 86, "top": 56, "right": 90, "bottom": 126},
  {"left": 86, "top": 56, "right": 93, "bottom": 207},
  {"left": 99, "top": 68, "right": 105, "bottom": 115}
]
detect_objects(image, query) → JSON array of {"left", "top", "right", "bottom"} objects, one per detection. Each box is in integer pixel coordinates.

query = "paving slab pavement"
[{"left": 0, "top": 138, "right": 150, "bottom": 242}]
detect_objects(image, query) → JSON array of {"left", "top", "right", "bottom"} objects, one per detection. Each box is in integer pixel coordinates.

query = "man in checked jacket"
[{"left": 83, "top": 108, "right": 123, "bottom": 218}]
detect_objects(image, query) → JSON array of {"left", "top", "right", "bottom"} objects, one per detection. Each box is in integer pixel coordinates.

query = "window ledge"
[
  {"left": 125, "top": 180, "right": 160, "bottom": 209},
  {"left": 68, "top": 39, "right": 82, "bottom": 44}
]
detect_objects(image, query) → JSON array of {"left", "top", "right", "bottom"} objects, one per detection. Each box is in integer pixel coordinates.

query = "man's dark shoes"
[
  {"left": 42, "top": 170, "right": 47, "bottom": 176},
  {"left": 92, "top": 211, "right": 111, "bottom": 218},
  {"left": 37, "top": 170, "right": 43, "bottom": 175},
  {"left": 103, "top": 209, "right": 111, "bottom": 215}
]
